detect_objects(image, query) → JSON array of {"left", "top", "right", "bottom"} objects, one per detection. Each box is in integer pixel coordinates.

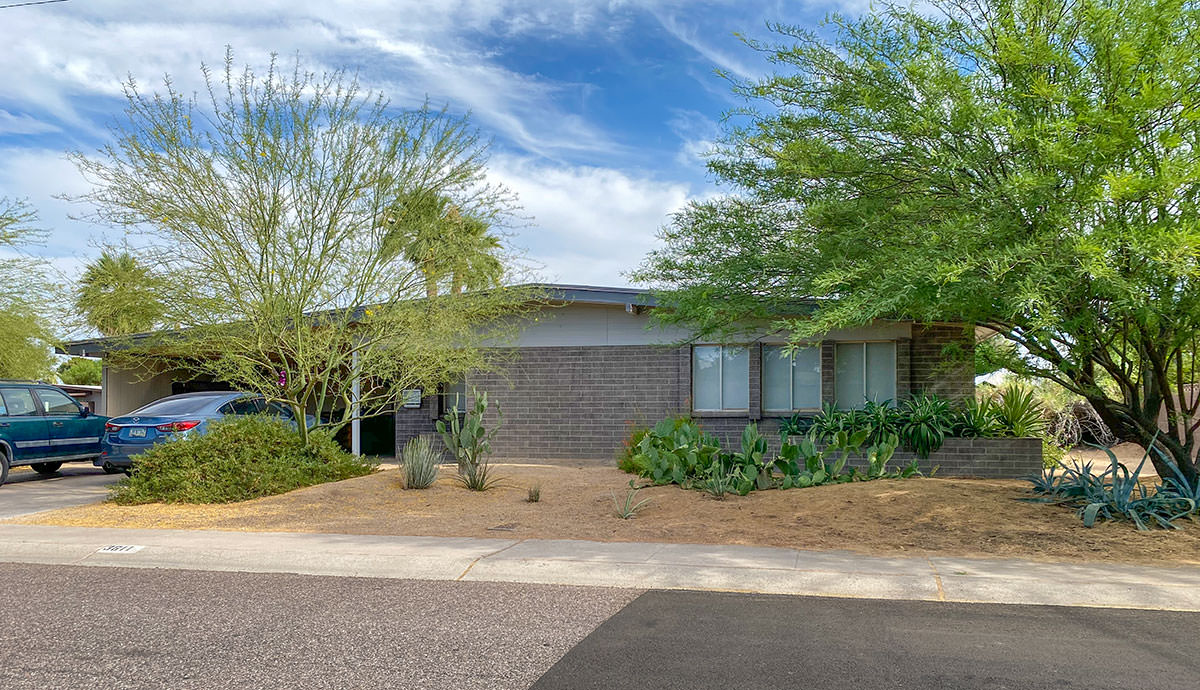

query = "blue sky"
[{"left": 0, "top": 0, "right": 857, "bottom": 294}]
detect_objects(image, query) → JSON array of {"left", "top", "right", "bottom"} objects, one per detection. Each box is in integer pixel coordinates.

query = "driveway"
[{"left": 0, "top": 464, "right": 121, "bottom": 519}]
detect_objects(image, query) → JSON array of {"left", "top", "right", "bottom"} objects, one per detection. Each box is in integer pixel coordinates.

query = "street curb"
[{"left": 2, "top": 524, "right": 1198, "bottom": 612}]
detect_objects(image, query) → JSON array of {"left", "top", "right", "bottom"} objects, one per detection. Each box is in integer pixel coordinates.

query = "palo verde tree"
[
  {"left": 72, "top": 52, "right": 537, "bottom": 446},
  {"left": 636, "top": 0, "right": 1200, "bottom": 487},
  {"left": 0, "top": 198, "right": 57, "bottom": 380}
]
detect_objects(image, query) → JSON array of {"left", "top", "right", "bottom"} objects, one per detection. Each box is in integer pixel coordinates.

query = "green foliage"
[
  {"left": 620, "top": 416, "right": 924, "bottom": 494},
  {"left": 72, "top": 51, "right": 539, "bottom": 448},
  {"left": 612, "top": 481, "right": 652, "bottom": 519},
  {"left": 75, "top": 250, "right": 164, "bottom": 337},
  {"left": 996, "top": 387, "right": 1047, "bottom": 438},
  {"left": 615, "top": 422, "right": 654, "bottom": 473},
  {"left": 436, "top": 387, "right": 500, "bottom": 478},
  {"left": 1027, "top": 442, "right": 1196, "bottom": 530},
  {"left": 635, "top": 0, "right": 1200, "bottom": 490},
  {"left": 455, "top": 460, "right": 503, "bottom": 492},
  {"left": 400, "top": 435, "right": 441, "bottom": 490},
  {"left": 0, "top": 198, "right": 58, "bottom": 381},
  {"left": 57, "top": 357, "right": 102, "bottom": 386},
  {"left": 527, "top": 483, "right": 541, "bottom": 503},
  {"left": 898, "top": 394, "right": 953, "bottom": 459},
  {"left": 629, "top": 417, "right": 722, "bottom": 486},
  {"left": 109, "top": 416, "right": 374, "bottom": 504},
  {"left": 952, "top": 398, "right": 1002, "bottom": 439}
]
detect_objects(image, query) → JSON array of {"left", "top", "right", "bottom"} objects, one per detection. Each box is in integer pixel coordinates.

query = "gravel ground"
[{"left": 0, "top": 564, "right": 641, "bottom": 690}]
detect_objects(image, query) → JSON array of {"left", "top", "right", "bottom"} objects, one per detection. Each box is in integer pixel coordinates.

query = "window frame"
[
  {"left": 33, "top": 387, "right": 83, "bottom": 416},
  {"left": 761, "top": 343, "right": 823, "bottom": 414},
  {"left": 834, "top": 340, "right": 898, "bottom": 409},
  {"left": 691, "top": 344, "right": 750, "bottom": 413}
]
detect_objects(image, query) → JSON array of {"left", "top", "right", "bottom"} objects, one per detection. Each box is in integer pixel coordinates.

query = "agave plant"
[{"left": 899, "top": 393, "right": 952, "bottom": 459}]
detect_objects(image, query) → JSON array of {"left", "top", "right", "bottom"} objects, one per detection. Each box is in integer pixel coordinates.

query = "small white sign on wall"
[{"left": 401, "top": 389, "right": 422, "bottom": 408}]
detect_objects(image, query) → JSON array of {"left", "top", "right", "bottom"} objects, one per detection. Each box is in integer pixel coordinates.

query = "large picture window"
[
  {"left": 692, "top": 345, "right": 749, "bottom": 411},
  {"left": 762, "top": 345, "right": 821, "bottom": 412},
  {"left": 835, "top": 342, "right": 897, "bottom": 408}
]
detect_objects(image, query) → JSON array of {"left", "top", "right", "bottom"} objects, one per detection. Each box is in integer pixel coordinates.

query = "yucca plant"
[
  {"left": 899, "top": 393, "right": 952, "bottom": 459},
  {"left": 996, "top": 386, "right": 1046, "bottom": 437},
  {"left": 455, "top": 460, "right": 504, "bottom": 491},
  {"left": 612, "top": 481, "right": 652, "bottom": 518},
  {"left": 952, "top": 397, "right": 1002, "bottom": 438},
  {"left": 400, "top": 435, "right": 441, "bottom": 490}
]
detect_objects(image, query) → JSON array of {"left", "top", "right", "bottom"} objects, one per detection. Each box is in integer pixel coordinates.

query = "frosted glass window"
[
  {"left": 866, "top": 342, "right": 897, "bottom": 403},
  {"left": 721, "top": 347, "right": 749, "bottom": 410},
  {"left": 763, "top": 345, "right": 821, "bottom": 411},
  {"left": 835, "top": 342, "right": 866, "bottom": 408},
  {"left": 692, "top": 345, "right": 749, "bottom": 410},
  {"left": 835, "top": 342, "right": 897, "bottom": 408}
]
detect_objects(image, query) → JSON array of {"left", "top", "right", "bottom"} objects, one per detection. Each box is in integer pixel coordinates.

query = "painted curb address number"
[{"left": 97, "top": 545, "right": 145, "bottom": 554}]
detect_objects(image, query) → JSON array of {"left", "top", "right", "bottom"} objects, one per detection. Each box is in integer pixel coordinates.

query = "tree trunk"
[{"left": 1088, "top": 395, "right": 1199, "bottom": 489}]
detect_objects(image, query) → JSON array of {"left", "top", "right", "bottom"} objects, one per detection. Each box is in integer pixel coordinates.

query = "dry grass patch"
[{"left": 12, "top": 463, "right": 1200, "bottom": 565}]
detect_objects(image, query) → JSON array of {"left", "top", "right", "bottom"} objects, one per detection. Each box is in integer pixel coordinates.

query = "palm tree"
[
  {"left": 382, "top": 193, "right": 505, "bottom": 298},
  {"left": 76, "top": 251, "right": 164, "bottom": 336},
  {"left": 449, "top": 215, "right": 504, "bottom": 296}
]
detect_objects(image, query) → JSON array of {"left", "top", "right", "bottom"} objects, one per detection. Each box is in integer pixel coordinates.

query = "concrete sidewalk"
[{"left": 1, "top": 524, "right": 1198, "bottom": 611}]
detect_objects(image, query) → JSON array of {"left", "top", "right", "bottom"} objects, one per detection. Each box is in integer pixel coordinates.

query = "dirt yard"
[{"left": 12, "top": 463, "right": 1200, "bottom": 565}]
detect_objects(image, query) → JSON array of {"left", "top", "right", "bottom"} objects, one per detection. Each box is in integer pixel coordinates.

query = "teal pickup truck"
[{"left": 0, "top": 381, "right": 110, "bottom": 487}]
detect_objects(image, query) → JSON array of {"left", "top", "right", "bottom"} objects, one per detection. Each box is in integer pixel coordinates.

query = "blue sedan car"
[{"left": 98, "top": 391, "right": 305, "bottom": 471}]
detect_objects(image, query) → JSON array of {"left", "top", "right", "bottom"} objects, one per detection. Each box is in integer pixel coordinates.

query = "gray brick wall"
[
  {"left": 910, "top": 324, "right": 975, "bottom": 401},
  {"left": 392, "top": 326, "right": 992, "bottom": 468},
  {"left": 464, "top": 344, "right": 689, "bottom": 462}
]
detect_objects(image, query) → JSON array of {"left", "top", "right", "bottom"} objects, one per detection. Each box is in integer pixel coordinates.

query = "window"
[
  {"left": 266, "top": 402, "right": 294, "bottom": 420},
  {"left": 441, "top": 380, "right": 466, "bottom": 415},
  {"left": 36, "top": 388, "right": 80, "bottom": 415},
  {"left": 0, "top": 388, "right": 39, "bottom": 417},
  {"left": 135, "top": 395, "right": 225, "bottom": 416},
  {"left": 763, "top": 345, "right": 821, "bottom": 412},
  {"left": 835, "top": 342, "right": 897, "bottom": 408},
  {"left": 220, "top": 397, "right": 264, "bottom": 416},
  {"left": 692, "top": 345, "right": 749, "bottom": 411}
]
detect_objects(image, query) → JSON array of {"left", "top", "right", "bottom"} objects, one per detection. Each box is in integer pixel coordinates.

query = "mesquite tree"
[{"left": 636, "top": 0, "right": 1200, "bottom": 487}]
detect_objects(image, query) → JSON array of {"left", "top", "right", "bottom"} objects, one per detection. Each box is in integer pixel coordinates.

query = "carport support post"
[{"left": 351, "top": 351, "right": 361, "bottom": 457}]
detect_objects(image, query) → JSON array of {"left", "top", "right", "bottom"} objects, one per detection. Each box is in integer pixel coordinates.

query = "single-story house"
[{"left": 62, "top": 284, "right": 1042, "bottom": 477}]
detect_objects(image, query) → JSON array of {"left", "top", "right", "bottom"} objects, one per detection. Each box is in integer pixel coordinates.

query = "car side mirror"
[{"left": 80, "top": 408, "right": 91, "bottom": 418}]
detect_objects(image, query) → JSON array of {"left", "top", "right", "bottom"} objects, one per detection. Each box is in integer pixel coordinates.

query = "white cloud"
[
  {"left": 0, "top": 110, "right": 60, "bottom": 136},
  {"left": 488, "top": 155, "right": 695, "bottom": 286}
]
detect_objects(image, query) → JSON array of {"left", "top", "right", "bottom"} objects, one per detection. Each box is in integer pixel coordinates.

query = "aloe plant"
[{"left": 899, "top": 393, "right": 952, "bottom": 458}]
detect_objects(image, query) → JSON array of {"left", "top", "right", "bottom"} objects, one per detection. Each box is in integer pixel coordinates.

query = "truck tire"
[
  {"left": 31, "top": 461, "right": 63, "bottom": 475},
  {"left": 0, "top": 451, "right": 8, "bottom": 487}
]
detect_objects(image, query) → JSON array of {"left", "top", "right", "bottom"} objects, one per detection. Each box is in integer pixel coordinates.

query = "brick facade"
[{"left": 392, "top": 322, "right": 1038, "bottom": 476}]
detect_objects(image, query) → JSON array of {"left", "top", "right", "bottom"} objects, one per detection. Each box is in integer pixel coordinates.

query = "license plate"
[{"left": 129, "top": 428, "right": 147, "bottom": 438}]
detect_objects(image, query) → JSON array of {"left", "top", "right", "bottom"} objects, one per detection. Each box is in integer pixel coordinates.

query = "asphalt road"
[
  {"left": 0, "top": 563, "right": 640, "bottom": 690},
  {"left": 532, "top": 590, "right": 1200, "bottom": 690},
  {"left": 4, "top": 564, "right": 1197, "bottom": 690},
  {"left": 0, "top": 464, "right": 121, "bottom": 519}
]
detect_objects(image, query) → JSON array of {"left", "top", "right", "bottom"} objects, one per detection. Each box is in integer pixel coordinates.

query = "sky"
[{"left": 0, "top": 0, "right": 857, "bottom": 296}]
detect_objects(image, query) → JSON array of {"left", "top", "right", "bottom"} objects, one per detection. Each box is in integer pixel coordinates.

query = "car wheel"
[
  {"left": 101, "top": 463, "right": 124, "bottom": 475},
  {"left": 0, "top": 451, "right": 8, "bottom": 487},
  {"left": 31, "top": 462, "right": 63, "bottom": 475}
]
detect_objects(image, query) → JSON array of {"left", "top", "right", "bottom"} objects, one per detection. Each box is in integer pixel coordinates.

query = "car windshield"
[{"left": 130, "top": 396, "right": 223, "bottom": 417}]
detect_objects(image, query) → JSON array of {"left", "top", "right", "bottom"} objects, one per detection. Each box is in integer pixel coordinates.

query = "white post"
[{"left": 351, "top": 351, "right": 361, "bottom": 457}]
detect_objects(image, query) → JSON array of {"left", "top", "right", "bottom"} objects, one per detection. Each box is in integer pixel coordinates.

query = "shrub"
[
  {"left": 526, "top": 483, "right": 541, "bottom": 503},
  {"left": 952, "top": 398, "right": 1002, "bottom": 438},
  {"left": 400, "top": 435, "right": 441, "bottom": 490},
  {"left": 616, "top": 422, "right": 653, "bottom": 474},
  {"left": 110, "top": 416, "right": 375, "bottom": 505},
  {"left": 899, "top": 393, "right": 953, "bottom": 458},
  {"left": 996, "top": 386, "right": 1046, "bottom": 437}
]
